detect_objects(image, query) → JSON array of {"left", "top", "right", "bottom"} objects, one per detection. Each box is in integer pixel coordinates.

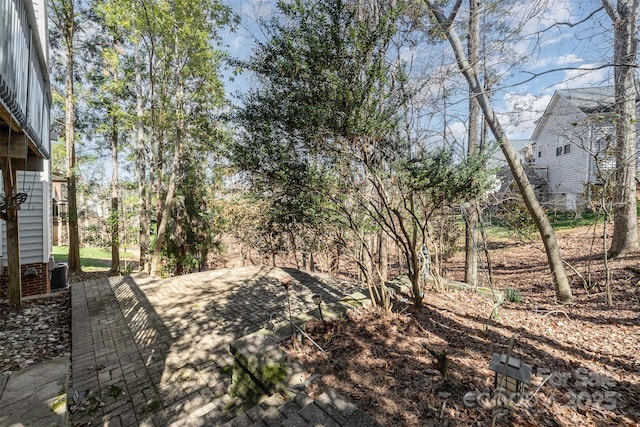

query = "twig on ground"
[
  {"left": 439, "top": 400, "right": 446, "bottom": 421},
  {"left": 540, "top": 310, "right": 572, "bottom": 321},
  {"left": 398, "top": 305, "right": 410, "bottom": 315},
  {"left": 526, "top": 373, "right": 553, "bottom": 402},
  {"left": 563, "top": 260, "right": 588, "bottom": 291}
]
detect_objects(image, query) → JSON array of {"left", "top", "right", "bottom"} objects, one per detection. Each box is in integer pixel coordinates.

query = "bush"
[{"left": 504, "top": 288, "right": 522, "bottom": 303}]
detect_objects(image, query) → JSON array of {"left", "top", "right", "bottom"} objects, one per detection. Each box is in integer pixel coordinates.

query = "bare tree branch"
[{"left": 538, "top": 6, "right": 605, "bottom": 32}]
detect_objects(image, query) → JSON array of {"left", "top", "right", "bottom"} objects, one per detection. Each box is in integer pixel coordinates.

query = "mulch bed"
[
  {"left": 0, "top": 270, "right": 117, "bottom": 374},
  {"left": 286, "top": 226, "right": 640, "bottom": 426},
  {"left": 0, "top": 292, "right": 71, "bottom": 373}
]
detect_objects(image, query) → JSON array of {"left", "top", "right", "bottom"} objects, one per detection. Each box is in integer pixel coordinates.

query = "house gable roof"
[
  {"left": 556, "top": 86, "right": 615, "bottom": 114},
  {"left": 530, "top": 92, "right": 565, "bottom": 142},
  {"left": 530, "top": 86, "right": 625, "bottom": 142}
]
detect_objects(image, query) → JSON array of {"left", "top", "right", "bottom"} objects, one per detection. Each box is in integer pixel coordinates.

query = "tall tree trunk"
[
  {"left": 603, "top": 0, "right": 639, "bottom": 257},
  {"left": 175, "top": 218, "right": 185, "bottom": 274},
  {"left": 150, "top": 33, "right": 185, "bottom": 276},
  {"left": 63, "top": 4, "right": 81, "bottom": 274},
  {"left": 155, "top": 130, "right": 164, "bottom": 229},
  {"left": 110, "top": 42, "right": 120, "bottom": 273},
  {"left": 149, "top": 142, "right": 179, "bottom": 276},
  {"left": 378, "top": 231, "right": 388, "bottom": 283},
  {"left": 135, "top": 40, "right": 150, "bottom": 272},
  {"left": 154, "top": 75, "right": 167, "bottom": 229},
  {"left": 148, "top": 33, "right": 162, "bottom": 266},
  {"left": 110, "top": 111, "right": 119, "bottom": 272},
  {"left": 425, "top": 0, "right": 573, "bottom": 304},
  {"left": 3, "top": 160, "right": 21, "bottom": 306},
  {"left": 464, "top": 0, "right": 480, "bottom": 288}
]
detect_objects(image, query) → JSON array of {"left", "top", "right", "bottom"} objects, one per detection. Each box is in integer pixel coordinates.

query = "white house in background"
[
  {"left": 487, "top": 139, "right": 529, "bottom": 167},
  {"left": 528, "top": 86, "right": 640, "bottom": 212}
]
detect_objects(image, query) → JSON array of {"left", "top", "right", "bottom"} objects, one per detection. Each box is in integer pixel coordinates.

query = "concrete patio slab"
[{"left": 0, "top": 356, "right": 69, "bottom": 427}]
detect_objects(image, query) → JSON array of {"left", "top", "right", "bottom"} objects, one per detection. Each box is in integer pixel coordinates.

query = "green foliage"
[
  {"left": 162, "top": 139, "right": 229, "bottom": 273},
  {"left": 83, "top": 223, "right": 110, "bottom": 248},
  {"left": 400, "top": 148, "right": 494, "bottom": 206},
  {"left": 491, "top": 193, "right": 537, "bottom": 240},
  {"left": 230, "top": 0, "right": 501, "bottom": 309},
  {"left": 230, "top": 0, "right": 406, "bottom": 264},
  {"left": 50, "top": 140, "right": 67, "bottom": 176},
  {"left": 235, "top": 0, "right": 402, "bottom": 142},
  {"left": 504, "top": 288, "right": 522, "bottom": 303}
]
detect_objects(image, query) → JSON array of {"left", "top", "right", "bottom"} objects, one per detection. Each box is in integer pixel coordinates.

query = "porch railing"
[{"left": 0, "top": 0, "right": 51, "bottom": 158}]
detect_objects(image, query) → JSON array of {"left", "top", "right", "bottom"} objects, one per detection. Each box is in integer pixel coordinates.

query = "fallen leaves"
[
  {"left": 288, "top": 227, "right": 640, "bottom": 426},
  {"left": 0, "top": 292, "right": 71, "bottom": 373}
]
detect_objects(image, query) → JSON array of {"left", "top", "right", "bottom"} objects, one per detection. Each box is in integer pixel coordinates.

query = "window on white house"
[
  {"left": 538, "top": 151, "right": 542, "bottom": 158},
  {"left": 556, "top": 146, "right": 563, "bottom": 156},
  {"left": 564, "top": 144, "right": 571, "bottom": 154}
]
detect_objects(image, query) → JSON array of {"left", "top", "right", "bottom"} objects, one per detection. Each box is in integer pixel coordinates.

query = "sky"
[
  {"left": 220, "top": 0, "right": 619, "bottom": 143},
  {"left": 491, "top": 1, "right": 614, "bottom": 139}
]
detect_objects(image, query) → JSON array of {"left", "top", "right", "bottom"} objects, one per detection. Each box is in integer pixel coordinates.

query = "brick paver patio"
[{"left": 70, "top": 266, "right": 362, "bottom": 426}]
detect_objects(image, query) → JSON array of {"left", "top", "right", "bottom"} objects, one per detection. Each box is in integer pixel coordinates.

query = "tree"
[
  {"left": 424, "top": 0, "right": 574, "bottom": 304},
  {"left": 148, "top": 0, "right": 233, "bottom": 276},
  {"left": 232, "top": 0, "right": 493, "bottom": 308},
  {"left": 379, "top": 148, "right": 492, "bottom": 305},
  {"left": 50, "top": 0, "right": 82, "bottom": 273},
  {"left": 108, "top": 51, "right": 121, "bottom": 274},
  {"left": 602, "top": 0, "right": 639, "bottom": 257},
  {"left": 135, "top": 0, "right": 160, "bottom": 272},
  {"left": 94, "top": 0, "right": 135, "bottom": 273},
  {"left": 232, "top": 0, "right": 404, "bottom": 307},
  {"left": 87, "top": 0, "right": 141, "bottom": 273},
  {"left": 134, "top": 37, "right": 150, "bottom": 272},
  {"left": 464, "top": 0, "right": 481, "bottom": 288}
]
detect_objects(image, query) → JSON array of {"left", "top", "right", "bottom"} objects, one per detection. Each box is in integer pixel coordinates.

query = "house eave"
[{"left": 530, "top": 93, "right": 560, "bottom": 142}]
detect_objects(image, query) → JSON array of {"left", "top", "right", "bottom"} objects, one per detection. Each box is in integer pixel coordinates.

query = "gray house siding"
[{"left": 0, "top": 170, "right": 51, "bottom": 265}]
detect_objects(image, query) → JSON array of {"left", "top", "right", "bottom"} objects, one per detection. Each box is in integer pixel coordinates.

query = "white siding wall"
[
  {"left": 532, "top": 96, "right": 591, "bottom": 207},
  {"left": 532, "top": 97, "right": 640, "bottom": 211},
  {"left": 43, "top": 169, "right": 51, "bottom": 262},
  {"left": 0, "top": 170, "right": 51, "bottom": 265}
]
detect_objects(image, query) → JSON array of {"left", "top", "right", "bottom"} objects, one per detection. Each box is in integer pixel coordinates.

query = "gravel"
[{"left": 0, "top": 291, "right": 71, "bottom": 374}]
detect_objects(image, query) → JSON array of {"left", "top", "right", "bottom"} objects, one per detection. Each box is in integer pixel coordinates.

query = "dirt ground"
[
  {"left": 4, "top": 225, "right": 637, "bottom": 426},
  {"left": 287, "top": 225, "right": 640, "bottom": 426}
]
